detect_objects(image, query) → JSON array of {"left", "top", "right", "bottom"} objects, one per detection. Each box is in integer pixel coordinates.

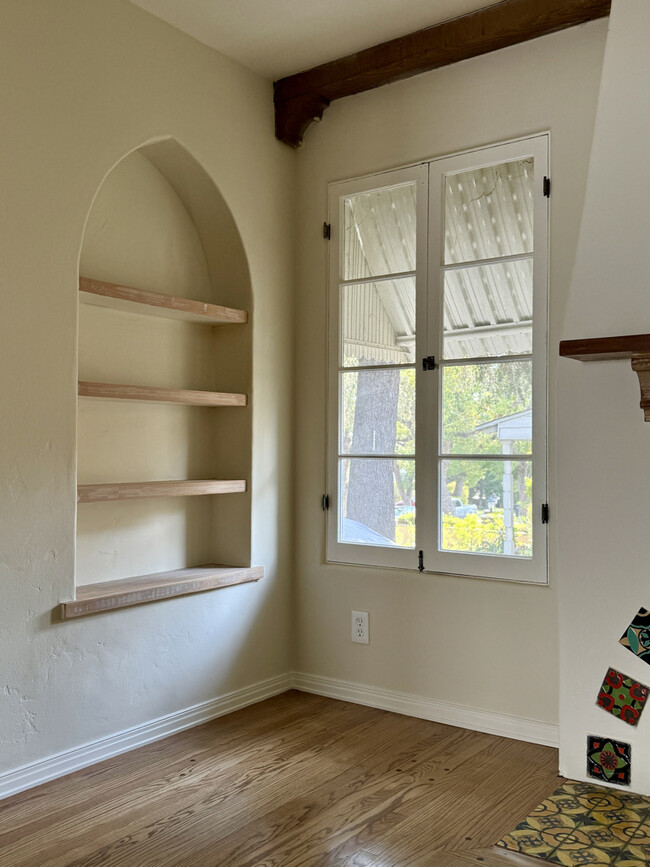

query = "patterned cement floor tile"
[
  {"left": 496, "top": 780, "right": 650, "bottom": 866},
  {"left": 611, "top": 791, "right": 650, "bottom": 813}
]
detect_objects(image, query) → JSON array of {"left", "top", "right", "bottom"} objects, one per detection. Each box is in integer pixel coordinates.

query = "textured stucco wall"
[{"left": 0, "top": 0, "right": 295, "bottom": 775}]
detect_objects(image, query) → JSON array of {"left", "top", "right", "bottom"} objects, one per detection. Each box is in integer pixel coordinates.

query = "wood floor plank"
[
  {"left": 213, "top": 727, "right": 498, "bottom": 866},
  {"left": 437, "top": 847, "right": 538, "bottom": 866},
  {"left": 62, "top": 709, "right": 430, "bottom": 867},
  {"left": 190, "top": 718, "right": 440, "bottom": 866},
  {"left": 53, "top": 703, "right": 404, "bottom": 867},
  {"left": 2, "top": 699, "right": 377, "bottom": 867},
  {"left": 0, "top": 691, "right": 328, "bottom": 844},
  {"left": 0, "top": 692, "right": 560, "bottom": 867},
  {"left": 361, "top": 739, "right": 559, "bottom": 863}
]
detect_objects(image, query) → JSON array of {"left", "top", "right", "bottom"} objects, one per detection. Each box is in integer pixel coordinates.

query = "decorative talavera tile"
[
  {"left": 587, "top": 735, "right": 631, "bottom": 786},
  {"left": 620, "top": 607, "right": 650, "bottom": 665},
  {"left": 597, "top": 668, "right": 649, "bottom": 727}
]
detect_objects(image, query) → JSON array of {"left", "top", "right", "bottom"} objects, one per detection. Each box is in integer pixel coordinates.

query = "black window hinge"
[
  {"left": 323, "top": 222, "right": 331, "bottom": 240},
  {"left": 422, "top": 356, "right": 436, "bottom": 371},
  {"left": 418, "top": 550, "right": 425, "bottom": 572},
  {"left": 322, "top": 494, "right": 330, "bottom": 511},
  {"left": 543, "top": 176, "right": 551, "bottom": 198},
  {"left": 541, "top": 503, "right": 550, "bottom": 524}
]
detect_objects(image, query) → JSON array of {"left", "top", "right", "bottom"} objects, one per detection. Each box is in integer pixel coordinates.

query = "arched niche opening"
[{"left": 73, "top": 139, "right": 256, "bottom": 612}]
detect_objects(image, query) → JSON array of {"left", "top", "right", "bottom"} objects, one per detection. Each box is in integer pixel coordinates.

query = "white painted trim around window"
[{"left": 326, "top": 135, "right": 549, "bottom": 583}]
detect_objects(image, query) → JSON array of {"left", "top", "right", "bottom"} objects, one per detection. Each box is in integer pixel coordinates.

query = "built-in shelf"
[
  {"left": 60, "top": 565, "right": 264, "bottom": 619},
  {"left": 560, "top": 333, "right": 650, "bottom": 421},
  {"left": 73, "top": 274, "right": 254, "bottom": 617},
  {"left": 78, "top": 381, "right": 247, "bottom": 407},
  {"left": 78, "top": 479, "right": 246, "bottom": 503},
  {"left": 79, "top": 277, "right": 247, "bottom": 325}
]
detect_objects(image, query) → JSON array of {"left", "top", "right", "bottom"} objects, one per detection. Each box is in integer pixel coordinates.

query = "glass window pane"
[
  {"left": 342, "top": 277, "right": 415, "bottom": 367},
  {"left": 441, "top": 361, "right": 532, "bottom": 456},
  {"left": 443, "top": 158, "right": 534, "bottom": 264},
  {"left": 343, "top": 183, "right": 416, "bottom": 280},
  {"left": 439, "top": 459, "right": 532, "bottom": 557},
  {"left": 342, "top": 369, "right": 415, "bottom": 455},
  {"left": 339, "top": 458, "right": 415, "bottom": 548},
  {"left": 442, "top": 259, "right": 532, "bottom": 359}
]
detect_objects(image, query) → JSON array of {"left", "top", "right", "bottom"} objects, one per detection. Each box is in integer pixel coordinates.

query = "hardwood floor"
[{"left": 0, "top": 691, "right": 561, "bottom": 866}]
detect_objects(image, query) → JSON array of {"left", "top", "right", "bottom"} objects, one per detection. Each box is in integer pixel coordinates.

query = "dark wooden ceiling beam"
[{"left": 274, "top": 0, "right": 610, "bottom": 147}]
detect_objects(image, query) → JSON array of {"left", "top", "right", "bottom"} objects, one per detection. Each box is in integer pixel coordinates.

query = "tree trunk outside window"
[{"left": 346, "top": 368, "right": 399, "bottom": 540}]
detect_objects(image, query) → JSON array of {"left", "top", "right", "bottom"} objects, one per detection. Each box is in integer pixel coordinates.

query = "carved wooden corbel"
[
  {"left": 560, "top": 335, "right": 650, "bottom": 422},
  {"left": 273, "top": 90, "right": 330, "bottom": 148},
  {"left": 631, "top": 356, "right": 650, "bottom": 421}
]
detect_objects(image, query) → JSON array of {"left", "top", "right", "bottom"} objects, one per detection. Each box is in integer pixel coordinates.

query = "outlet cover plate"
[{"left": 351, "top": 610, "right": 369, "bottom": 644}]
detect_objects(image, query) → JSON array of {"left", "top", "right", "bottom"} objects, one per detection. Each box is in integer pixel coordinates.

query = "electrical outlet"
[{"left": 351, "top": 610, "right": 369, "bottom": 644}]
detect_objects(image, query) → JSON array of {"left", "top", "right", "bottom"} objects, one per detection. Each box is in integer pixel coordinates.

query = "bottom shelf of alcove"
[{"left": 60, "top": 565, "right": 264, "bottom": 619}]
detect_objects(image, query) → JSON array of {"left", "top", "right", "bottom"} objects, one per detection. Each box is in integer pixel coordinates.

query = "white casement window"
[{"left": 327, "top": 135, "right": 549, "bottom": 583}]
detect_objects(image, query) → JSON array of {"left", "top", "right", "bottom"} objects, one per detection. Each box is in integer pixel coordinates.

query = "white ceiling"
[{"left": 130, "top": 0, "right": 496, "bottom": 80}]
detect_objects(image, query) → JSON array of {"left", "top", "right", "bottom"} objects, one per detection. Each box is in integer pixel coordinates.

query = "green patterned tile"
[
  {"left": 620, "top": 607, "right": 650, "bottom": 666},
  {"left": 588, "top": 735, "right": 631, "bottom": 786},
  {"left": 597, "top": 668, "right": 649, "bottom": 727}
]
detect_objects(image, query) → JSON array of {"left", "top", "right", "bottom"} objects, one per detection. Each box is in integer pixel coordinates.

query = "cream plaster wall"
[
  {"left": 0, "top": 0, "right": 294, "bottom": 773},
  {"left": 294, "top": 20, "right": 608, "bottom": 727},
  {"left": 558, "top": 0, "right": 650, "bottom": 792},
  {"left": 0, "top": 0, "right": 631, "bottom": 797}
]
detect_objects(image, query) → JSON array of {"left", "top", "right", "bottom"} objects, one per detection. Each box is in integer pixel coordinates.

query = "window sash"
[
  {"left": 327, "top": 166, "right": 427, "bottom": 570},
  {"left": 424, "top": 136, "right": 548, "bottom": 583}
]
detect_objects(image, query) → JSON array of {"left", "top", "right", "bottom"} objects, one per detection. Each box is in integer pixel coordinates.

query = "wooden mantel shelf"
[
  {"left": 559, "top": 334, "right": 650, "bottom": 421},
  {"left": 60, "top": 565, "right": 264, "bottom": 619},
  {"left": 78, "top": 479, "right": 246, "bottom": 503}
]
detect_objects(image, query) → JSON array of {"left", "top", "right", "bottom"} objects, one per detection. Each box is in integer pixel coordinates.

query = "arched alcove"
[{"left": 68, "top": 139, "right": 259, "bottom": 618}]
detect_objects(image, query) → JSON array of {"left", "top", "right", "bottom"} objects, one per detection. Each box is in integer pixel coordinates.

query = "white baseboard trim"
[
  {"left": 0, "top": 672, "right": 292, "bottom": 802},
  {"left": 0, "top": 669, "right": 557, "bottom": 801},
  {"left": 292, "top": 672, "right": 558, "bottom": 748}
]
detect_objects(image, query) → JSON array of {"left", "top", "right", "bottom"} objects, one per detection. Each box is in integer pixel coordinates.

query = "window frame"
[{"left": 326, "top": 135, "right": 549, "bottom": 583}]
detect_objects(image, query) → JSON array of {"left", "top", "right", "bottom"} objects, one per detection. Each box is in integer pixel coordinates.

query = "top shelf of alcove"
[
  {"left": 79, "top": 277, "right": 247, "bottom": 325},
  {"left": 559, "top": 334, "right": 650, "bottom": 361}
]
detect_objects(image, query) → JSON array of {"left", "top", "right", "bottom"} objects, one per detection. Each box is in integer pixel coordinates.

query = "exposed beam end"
[{"left": 274, "top": 90, "right": 330, "bottom": 148}]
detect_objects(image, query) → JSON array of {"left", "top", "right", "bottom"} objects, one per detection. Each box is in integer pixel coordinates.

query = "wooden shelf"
[
  {"left": 559, "top": 334, "right": 650, "bottom": 361},
  {"left": 76, "top": 275, "right": 253, "bottom": 604},
  {"left": 80, "top": 277, "right": 247, "bottom": 325},
  {"left": 560, "top": 334, "right": 650, "bottom": 421},
  {"left": 79, "top": 381, "right": 247, "bottom": 407},
  {"left": 60, "top": 565, "right": 264, "bottom": 619},
  {"left": 78, "top": 479, "right": 246, "bottom": 503}
]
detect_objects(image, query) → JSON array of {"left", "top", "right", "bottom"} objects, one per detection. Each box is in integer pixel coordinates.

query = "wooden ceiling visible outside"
[{"left": 274, "top": 0, "right": 611, "bottom": 147}]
